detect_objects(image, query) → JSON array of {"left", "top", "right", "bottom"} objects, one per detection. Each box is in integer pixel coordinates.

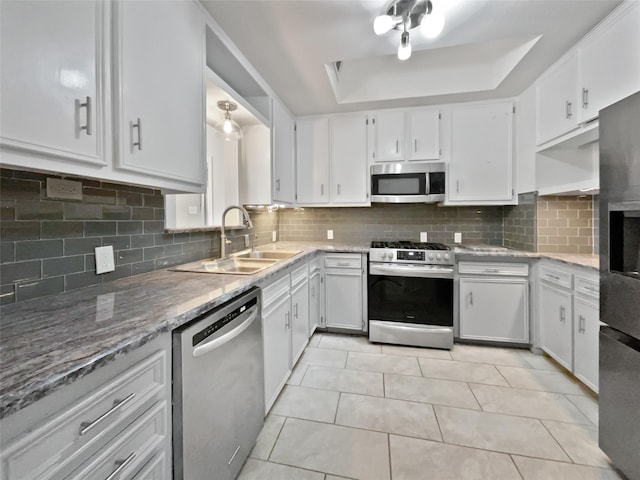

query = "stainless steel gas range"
[{"left": 368, "top": 241, "right": 454, "bottom": 349}]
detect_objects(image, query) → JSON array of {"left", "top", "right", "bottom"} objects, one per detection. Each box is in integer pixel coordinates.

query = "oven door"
[{"left": 368, "top": 264, "right": 453, "bottom": 327}]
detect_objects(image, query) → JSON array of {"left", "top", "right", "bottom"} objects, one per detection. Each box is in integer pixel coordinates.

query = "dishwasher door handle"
[{"left": 193, "top": 306, "right": 259, "bottom": 358}]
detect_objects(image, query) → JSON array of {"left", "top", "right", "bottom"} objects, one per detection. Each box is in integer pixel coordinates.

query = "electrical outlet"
[
  {"left": 95, "top": 246, "right": 115, "bottom": 274},
  {"left": 46, "top": 178, "right": 83, "bottom": 200},
  {"left": 272, "top": 231, "right": 277, "bottom": 242},
  {"left": 420, "top": 232, "right": 428, "bottom": 242},
  {"left": 454, "top": 232, "right": 462, "bottom": 244},
  {"left": 327, "top": 229, "right": 334, "bottom": 240}
]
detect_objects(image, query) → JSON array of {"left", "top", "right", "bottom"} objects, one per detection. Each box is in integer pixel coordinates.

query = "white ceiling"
[{"left": 201, "top": 0, "right": 622, "bottom": 116}]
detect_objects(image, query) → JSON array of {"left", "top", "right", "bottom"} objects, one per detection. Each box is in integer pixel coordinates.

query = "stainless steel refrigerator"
[{"left": 599, "top": 90, "right": 640, "bottom": 480}]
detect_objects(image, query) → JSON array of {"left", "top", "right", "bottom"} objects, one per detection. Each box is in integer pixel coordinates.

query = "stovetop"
[{"left": 370, "top": 241, "right": 450, "bottom": 251}]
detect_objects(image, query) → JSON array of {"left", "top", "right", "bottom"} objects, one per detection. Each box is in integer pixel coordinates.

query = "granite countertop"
[
  {"left": 0, "top": 241, "right": 368, "bottom": 419},
  {"left": 454, "top": 245, "right": 599, "bottom": 271}
]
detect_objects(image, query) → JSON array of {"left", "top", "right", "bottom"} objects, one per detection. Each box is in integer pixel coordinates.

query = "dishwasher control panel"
[{"left": 192, "top": 296, "right": 257, "bottom": 346}]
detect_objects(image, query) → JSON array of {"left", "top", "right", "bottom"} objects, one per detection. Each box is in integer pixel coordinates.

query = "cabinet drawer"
[
  {"left": 309, "top": 256, "right": 322, "bottom": 273},
  {"left": 133, "top": 451, "right": 166, "bottom": 480},
  {"left": 575, "top": 274, "right": 599, "bottom": 299},
  {"left": 458, "top": 262, "right": 529, "bottom": 276},
  {"left": 540, "top": 265, "right": 572, "bottom": 289},
  {"left": 1, "top": 351, "right": 166, "bottom": 480},
  {"left": 325, "top": 254, "right": 362, "bottom": 269},
  {"left": 262, "top": 274, "right": 290, "bottom": 309},
  {"left": 69, "top": 401, "right": 167, "bottom": 480},
  {"left": 291, "top": 264, "right": 309, "bottom": 288}
]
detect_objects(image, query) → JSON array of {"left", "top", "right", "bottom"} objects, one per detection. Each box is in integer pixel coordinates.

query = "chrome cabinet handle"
[
  {"left": 105, "top": 452, "right": 136, "bottom": 480},
  {"left": 456, "top": 180, "right": 460, "bottom": 193},
  {"left": 582, "top": 88, "right": 589, "bottom": 109},
  {"left": 578, "top": 315, "right": 586, "bottom": 333},
  {"left": 469, "top": 291, "right": 473, "bottom": 306},
  {"left": 321, "top": 184, "right": 324, "bottom": 196},
  {"left": 79, "top": 392, "right": 136, "bottom": 437},
  {"left": 484, "top": 268, "right": 500, "bottom": 273},
  {"left": 547, "top": 273, "right": 560, "bottom": 280},
  {"left": 131, "top": 118, "right": 142, "bottom": 150},
  {"left": 414, "top": 139, "right": 418, "bottom": 153},
  {"left": 285, "top": 311, "right": 290, "bottom": 328},
  {"left": 565, "top": 100, "right": 572, "bottom": 119},
  {"left": 311, "top": 285, "right": 315, "bottom": 297},
  {"left": 76, "top": 96, "right": 92, "bottom": 135},
  {"left": 337, "top": 262, "right": 350, "bottom": 266},
  {"left": 337, "top": 184, "right": 341, "bottom": 195},
  {"left": 276, "top": 178, "right": 280, "bottom": 191},
  {"left": 294, "top": 303, "right": 298, "bottom": 319},
  {"left": 395, "top": 139, "right": 399, "bottom": 154},
  {"left": 559, "top": 306, "right": 566, "bottom": 322}
]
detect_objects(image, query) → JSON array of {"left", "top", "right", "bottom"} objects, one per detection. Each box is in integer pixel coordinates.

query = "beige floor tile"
[
  {"left": 308, "top": 333, "right": 323, "bottom": 347},
  {"left": 513, "top": 456, "right": 623, "bottom": 480},
  {"left": 346, "top": 351, "right": 422, "bottom": 376},
  {"left": 543, "top": 420, "right": 614, "bottom": 468},
  {"left": 390, "top": 435, "right": 522, "bottom": 480},
  {"left": 381, "top": 344, "right": 453, "bottom": 360},
  {"left": 498, "top": 366, "right": 586, "bottom": 394},
  {"left": 250, "top": 415, "right": 286, "bottom": 460},
  {"left": 384, "top": 373, "right": 480, "bottom": 410},
  {"left": 301, "top": 365, "right": 384, "bottom": 397},
  {"left": 238, "top": 458, "right": 324, "bottom": 480},
  {"left": 325, "top": 476, "right": 355, "bottom": 480},
  {"left": 470, "top": 384, "right": 592, "bottom": 424},
  {"left": 519, "top": 352, "right": 563, "bottom": 371},
  {"left": 565, "top": 393, "right": 599, "bottom": 425},
  {"left": 270, "top": 418, "right": 390, "bottom": 480},
  {"left": 451, "top": 344, "right": 531, "bottom": 367},
  {"left": 335, "top": 393, "right": 442, "bottom": 441},
  {"left": 286, "top": 363, "right": 308, "bottom": 386},
  {"left": 300, "top": 347, "right": 348, "bottom": 368},
  {"left": 418, "top": 358, "right": 509, "bottom": 386},
  {"left": 434, "top": 405, "right": 571, "bottom": 461},
  {"left": 317, "top": 334, "right": 382, "bottom": 353},
  {"left": 271, "top": 385, "right": 340, "bottom": 423}
]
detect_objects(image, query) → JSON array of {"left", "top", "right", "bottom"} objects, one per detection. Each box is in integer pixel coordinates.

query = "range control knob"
[
  {"left": 436, "top": 253, "right": 442, "bottom": 260},
  {"left": 444, "top": 253, "right": 450, "bottom": 260},
  {"left": 429, "top": 253, "right": 434, "bottom": 259}
]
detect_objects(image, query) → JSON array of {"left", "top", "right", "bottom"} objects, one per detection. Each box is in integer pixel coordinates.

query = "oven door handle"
[{"left": 369, "top": 264, "right": 454, "bottom": 279}]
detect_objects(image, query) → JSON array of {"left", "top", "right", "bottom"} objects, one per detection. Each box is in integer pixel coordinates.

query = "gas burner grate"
[{"left": 370, "top": 241, "right": 450, "bottom": 251}]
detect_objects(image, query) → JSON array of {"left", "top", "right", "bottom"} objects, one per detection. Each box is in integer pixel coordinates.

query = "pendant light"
[{"left": 216, "top": 100, "right": 243, "bottom": 141}]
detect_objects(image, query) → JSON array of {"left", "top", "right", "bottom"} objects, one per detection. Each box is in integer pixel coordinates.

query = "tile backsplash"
[
  {"left": 503, "top": 193, "right": 536, "bottom": 252},
  {"left": 536, "top": 195, "right": 594, "bottom": 254}
]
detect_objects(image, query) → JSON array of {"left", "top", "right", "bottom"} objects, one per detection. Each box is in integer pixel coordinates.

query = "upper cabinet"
[
  {"left": 0, "top": 0, "right": 106, "bottom": 166},
  {"left": 330, "top": 114, "right": 369, "bottom": 205},
  {"left": 447, "top": 102, "right": 515, "bottom": 204},
  {"left": 370, "top": 108, "right": 440, "bottom": 163},
  {"left": 577, "top": 2, "right": 640, "bottom": 124},
  {"left": 272, "top": 98, "right": 295, "bottom": 205},
  {"left": 296, "top": 118, "right": 330, "bottom": 205},
  {"left": 112, "top": 0, "right": 205, "bottom": 185}
]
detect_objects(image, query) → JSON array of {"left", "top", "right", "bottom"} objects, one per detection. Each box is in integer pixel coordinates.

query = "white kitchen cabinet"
[
  {"left": 458, "top": 262, "right": 529, "bottom": 344},
  {"left": 536, "top": 52, "right": 579, "bottom": 145},
  {"left": 539, "top": 271, "right": 574, "bottom": 371},
  {"left": 272, "top": 98, "right": 296, "bottom": 205},
  {"left": 448, "top": 102, "right": 514, "bottom": 204},
  {"left": 0, "top": 0, "right": 105, "bottom": 166},
  {"left": 372, "top": 111, "right": 405, "bottom": 162},
  {"left": 240, "top": 124, "right": 272, "bottom": 205},
  {"left": 290, "top": 267, "right": 310, "bottom": 366},
  {"left": 309, "top": 269, "right": 321, "bottom": 333},
  {"left": 112, "top": 0, "right": 205, "bottom": 186},
  {"left": 325, "top": 254, "right": 365, "bottom": 331},
  {"left": 330, "top": 114, "right": 369, "bottom": 205},
  {"left": 577, "top": 1, "right": 640, "bottom": 123},
  {"left": 573, "top": 295, "right": 599, "bottom": 392},
  {"left": 407, "top": 108, "right": 440, "bottom": 161},
  {"left": 296, "top": 118, "right": 330, "bottom": 204}
]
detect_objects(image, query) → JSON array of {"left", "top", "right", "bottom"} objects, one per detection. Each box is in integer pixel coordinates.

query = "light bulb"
[
  {"left": 398, "top": 31, "right": 411, "bottom": 60},
  {"left": 421, "top": 12, "right": 445, "bottom": 38},
  {"left": 223, "top": 118, "right": 233, "bottom": 134},
  {"left": 373, "top": 15, "right": 394, "bottom": 35}
]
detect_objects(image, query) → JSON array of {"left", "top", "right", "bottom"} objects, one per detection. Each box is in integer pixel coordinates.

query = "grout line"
[
  {"left": 539, "top": 419, "right": 575, "bottom": 464},
  {"left": 508, "top": 454, "right": 526, "bottom": 480},
  {"left": 466, "top": 382, "right": 483, "bottom": 411},
  {"left": 333, "top": 391, "right": 341, "bottom": 424},
  {"left": 432, "top": 404, "right": 446, "bottom": 443},
  {"left": 387, "top": 432, "right": 393, "bottom": 480},
  {"left": 265, "top": 415, "right": 287, "bottom": 461}
]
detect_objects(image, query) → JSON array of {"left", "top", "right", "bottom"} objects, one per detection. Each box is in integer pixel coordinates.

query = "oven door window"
[
  {"left": 372, "top": 174, "right": 426, "bottom": 195},
  {"left": 368, "top": 275, "right": 453, "bottom": 326}
]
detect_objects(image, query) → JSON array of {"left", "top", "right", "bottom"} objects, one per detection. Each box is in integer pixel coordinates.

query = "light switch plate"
[
  {"left": 95, "top": 246, "right": 115, "bottom": 274},
  {"left": 420, "top": 232, "right": 428, "bottom": 242},
  {"left": 272, "top": 231, "right": 277, "bottom": 242},
  {"left": 327, "top": 229, "right": 334, "bottom": 240},
  {"left": 454, "top": 232, "right": 462, "bottom": 244}
]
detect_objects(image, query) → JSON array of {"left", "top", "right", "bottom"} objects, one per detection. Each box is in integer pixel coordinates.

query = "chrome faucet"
[{"left": 221, "top": 205, "right": 254, "bottom": 259}]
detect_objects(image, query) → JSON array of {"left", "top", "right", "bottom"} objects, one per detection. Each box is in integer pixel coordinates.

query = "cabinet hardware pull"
[
  {"left": 311, "top": 285, "right": 315, "bottom": 297},
  {"left": 579, "top": 315, "right": 586, "bottom": 333},
  {"left": 414, "top": 139, "right": 418, "bottom": 153},
  {"left": 105, "top": 452, "right": 136, "bottom": 480},
  {"left": 337, "top": 262, "right": 350, "bottom": 266},
  {"left": 131, "top": 118, "right": 142, "bottom": 150},
  {"left": 582, "top": 88, "right": 589, "bottom": 109},
  {"left": 76, "top": 96, "right": 92, "bottom": 136},
  {"left": 79, "top": 392, "right": 136, "bottom": 437},
  {"left": 559, "top": 306, "right": 565, "bottom": 322},
  {"left": 484, "top": 268, "right": 500, "bottom": 273},
  {"left": 285, "top": 311, "right": 290, "bottom": 328},
  {"left": 456, "top": 180, "right": 460, "bottom": 193},
  {"left": 547, "top": 274, "right": 560, "bottom": 280},
  {"left": 469, "top": 291, "right": 473, "bottom": 306},
  {"left": 337, "top": 184, "right": 341, "bottom": 195},
  {"left": 294, "top": 303, "right": 298, "bottom": 319},
  {"left": 565, "top": 100, "right": 572, "bottom": 119},
  {"left": 396, "top": 139, "right": 399, "bottom": 154},
  {"left": 321, "top": 184, "right": 324, "bottom": 195},
  {"left": 276, "top": 178, "right": 280, "bottom": 191}
]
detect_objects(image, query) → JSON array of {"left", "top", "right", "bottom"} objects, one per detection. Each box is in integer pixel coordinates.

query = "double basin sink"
[{"left": 173, "top": 250, "right": 302, "bottom": 275}]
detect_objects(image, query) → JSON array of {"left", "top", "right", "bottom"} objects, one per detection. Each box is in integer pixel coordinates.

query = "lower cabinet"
[
  {"left": 0, "top": 335, "right": 171, "bottom": 480},
  {"left": 324, "top": 254, "right": 366, "bottom": 331},
  {"left": 539, "top": 281, "right": 573, "bottom": 370},
  {"left": 458, "top": 262, "right": 529, "bottom": 344},
  {"left": 290, "top": 264, "right": 310, "bottom": 367},
  {"left": 309, "top": 269, "right": 321, "bottom": 333}
]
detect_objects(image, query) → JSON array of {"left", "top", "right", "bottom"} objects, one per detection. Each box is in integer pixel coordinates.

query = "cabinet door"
[
  {"left": 309, "top": 272, "right": 321, "bottom": 334},
  {"left": 291, "top": 280, "right": 310, "bottom": 366},
  {"left": 272, "top": 98, "right": 295, "bottom": 204},
  {"left": 574, "top": 297, "right": 599, "bottom": 392},
  {"left": 372, "top": 111, "right": 404, "bottom": 162},
  {"left": 459, "top": 278, "right": 528, "bottom": 343},
  {"left": 262, "top": 295, "right": 291, "bottom": 412},
  {"left": 296, "top": 118, "right": 329, "bottom": 204},
  {"left": 536, "top": 52, "right": 579, "bottom": 144},
  {"left": 449, "top": 102, "right": 513, "bottom": 202},
  {"left": 408, "top": 109, "right": 440, "bottom": 160},
  {"left": 0, "top": 0, "right": 105, "bottom": 165},
  {"left": 539, "top": 283, "right": 573, "bottom": 370},
  {"left": 325, "top": 268, "right": 363, "bottom": 331},
  {"left": 330, "top": 114, "right": 369, "bottom": 204},
  {"left": 113, "top": 0, "right": 205, "bottom": 185},
  {"left": 578, "top": 2, "right": 640, "bottom": 123},
  {"left": 240, "top": 124, "right": 271, "bottom": 205}
]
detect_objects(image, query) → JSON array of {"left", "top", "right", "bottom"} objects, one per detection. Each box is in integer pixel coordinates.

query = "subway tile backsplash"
[
  {"left": 503, "top": 192, "right": 536, "bottom": 252},
  {"left": 536, "top": 195, "right": 594, "bottom": 254}
]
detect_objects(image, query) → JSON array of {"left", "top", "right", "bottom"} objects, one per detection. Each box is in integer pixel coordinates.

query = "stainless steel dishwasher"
[{"left": 173, "top": 287, "right": 264, "bottom": 480}]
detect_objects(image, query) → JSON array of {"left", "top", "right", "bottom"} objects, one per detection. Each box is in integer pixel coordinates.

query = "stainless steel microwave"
[{"left": 371, "top": 162, "right": 446, "bottom": 203}]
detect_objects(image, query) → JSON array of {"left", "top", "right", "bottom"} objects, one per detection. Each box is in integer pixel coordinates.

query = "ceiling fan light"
[
  {"left": 373, "top": 14, "right": 395, "bottom": 35},
  {"left": 421, "top": 12, "right": 445, "bottom": 38},
  {"left": 398, "top": 31, "right": 411, "bottom": 60}
]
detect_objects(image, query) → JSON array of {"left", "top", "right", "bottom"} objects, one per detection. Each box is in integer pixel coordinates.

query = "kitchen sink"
[
  {"left": 231, "top": 250, "right": 302, "bottom": 260},
  {"left": 173, "top": 257, "right": 279, "bottom": 275}
]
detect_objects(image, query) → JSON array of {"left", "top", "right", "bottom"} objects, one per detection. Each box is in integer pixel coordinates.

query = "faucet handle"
[{"left": 225, "top": 239, "right": 232, "bottom": 245}]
